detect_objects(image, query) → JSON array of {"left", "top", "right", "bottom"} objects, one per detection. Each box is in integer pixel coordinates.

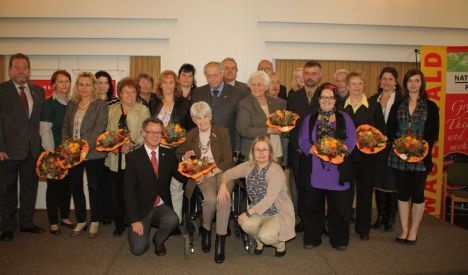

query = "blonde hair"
[
  {"left": 248, "top": 136, "right": 277, "bottom": 165},
  {"left": 71, "top": 72, "right": 100, "bottom": 103},
  {"left": 289, "top": 67, "right": 304, "bottom": 91},
  {"left": 156, "top": 70, "right": 182, "bottom": 98}
]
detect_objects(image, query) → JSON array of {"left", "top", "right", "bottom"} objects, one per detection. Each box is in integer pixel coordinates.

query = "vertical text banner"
[{"left": 420, "top": 46, "right": 446, "bottom": 217}]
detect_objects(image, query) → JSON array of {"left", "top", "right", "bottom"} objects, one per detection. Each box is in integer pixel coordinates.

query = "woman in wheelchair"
[
  {"left": 218, "top": 136, "right": 295, "bottom": 257},
  {"left": 176, "top": 102, "right": 235, "bottom": 263}
]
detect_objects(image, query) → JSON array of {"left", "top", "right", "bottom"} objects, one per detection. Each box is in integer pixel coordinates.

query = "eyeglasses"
[
  {"left": 144, "top": 130, "right": 162, "bottom": 136},
  {"left": 320, "top": 96, "right": 336, "bottom": 100},
  {"left": 254, "top": 148, "right": 270, "bottom": 153}
]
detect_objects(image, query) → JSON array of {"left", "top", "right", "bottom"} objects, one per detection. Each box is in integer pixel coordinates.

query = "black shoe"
[
  {"left": 102, "top": 220, "right": 112, "bottom": 225},
  {"left": 19, "top": 225, "right": 45, "bottom": 234},
  {"left": 253, "top": 248, "right": 263, "bottom": 255},
  {"left": 171, "top": 227, "right": 181, "bottom": 236},
  {"left": 405, "top": 238, "right": 417, "bottom": 245},
  {"left": 303, "top": 241, "right": 321, "bottom": 249},
  {"left": 214, "top": 235, "right": 226, "bottom": 264},
  {"left": 60, "top": 221, "right": 76, "bottom": 229},
  {"left": 333, "top": 245, "right": 347, "bottom": 251},
  {"left": 200, "top": 227, "right": 211, "bottom": 253},
  {"left": 359, "top": 234, "right": 370, "bottom": 241},
  {"left": 395, "top": 237, "right": 406, "bottom": 243},
  {"left": 113, "top": 226, "right": 125, "bottom": 236},
  {"left": 275, "top": 248, "right": 286, "bottom": 257},
  {"left": 154, "top": 244, "right": 166, "bottom": 256},
  {"left": 371, "top": 215, "right": 384, "bottom": 229},
  {"left": 384, "top": 221, "right": 394, "bottom": 232},
  {"left": 0, "top": 231, "right": 14, "bottom": 241}
]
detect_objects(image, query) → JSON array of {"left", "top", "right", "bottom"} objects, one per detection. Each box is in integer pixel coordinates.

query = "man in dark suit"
[
  {"left": 222, "top": 57, "right": 250, "bottom": 99},
  {"left": 191, "top": 61, "right": 243, "bottom": 155},
  {"left": 286, "top": 60, "right": 322, "bottom": 235},
  {"left": 257, "top": 59, "right": 288, "bottom": 100},
  {"left": 123, "top": 117, "right": 185, "bottom": 256},
  {"left": 0, "top": 53, "right": 45, "bottom": 241}
]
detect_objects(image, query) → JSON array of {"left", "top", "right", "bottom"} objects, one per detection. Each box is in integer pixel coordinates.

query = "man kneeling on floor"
[{"left": 123, "top": 117, "right": 186, "bottom": 256}]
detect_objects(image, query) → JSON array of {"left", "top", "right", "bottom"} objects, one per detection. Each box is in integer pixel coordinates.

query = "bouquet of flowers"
[
  {"left": 96, "top": 129, "right": 131, "bottom": 152},
  {"left": 312, "top": 136, "right": 348, "bottom": 164},
  {"left": 36, "top": 150, "right": 69, "bottom": 180},
  {"left": 392, "top": 133, "right": 428, "bottom": 162},
  {"left": 57, "top": 139, "right": 89, "bottom": 169},
  {"left": 161, "top": 122, "right": 186, "bottom": 146},
  {"left": 355, "top": 124, "right": 387, "bottom": 154},
  {"left": 178, "top": 156, "right": 216, "bottom": 180},
  {"left": 266, "top": 109, "right": 300, "bottom": 133}
]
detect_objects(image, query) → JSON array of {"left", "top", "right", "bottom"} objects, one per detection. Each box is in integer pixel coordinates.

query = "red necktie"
[
  {"left": 151, "top": 150, "right": 161, "bottom": 207},
  {"left": 19, "top": 86, "right": 29, "bottom": 114}
]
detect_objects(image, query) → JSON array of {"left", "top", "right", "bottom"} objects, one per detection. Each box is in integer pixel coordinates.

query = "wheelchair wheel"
[
  {"left": 247, "top": 236, "right": 256, "bottom": 256},
  {"left": 184, "top": 234, "right": 195, "bottom": 259},
  {"left": 241, "top": 231, "right": 250, "bottom": 251}
]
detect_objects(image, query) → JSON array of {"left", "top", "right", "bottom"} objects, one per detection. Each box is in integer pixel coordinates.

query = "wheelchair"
[{"left": 181, "top": 177, "right": 254, "bottom": 258}]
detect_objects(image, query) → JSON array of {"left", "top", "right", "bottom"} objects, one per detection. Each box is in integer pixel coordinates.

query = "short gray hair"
[
  {"left": 333, "top": 68, "right": 350, "bottom": 80},
  {"left": 204, "top": 61, "right": 224, "bottom": 74},
  {"left": 248, "top": 71, "right": 271, "bottom": 90},
  {"left": 190, "top": 101, "right": 212, "bottom": 120}
]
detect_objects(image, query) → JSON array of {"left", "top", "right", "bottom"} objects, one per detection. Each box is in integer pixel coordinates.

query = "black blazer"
[
  {"left": 190, "top": 83, "right": 244, "bottom": 152},
  {"left": 0, "top": 80, "right": 44, "bottom": 159},
  {"left": 286, "top": 87, "right": 320, "bottom": 151},
  {"left": 123, "top": 145, "right": 186, "bottom": 223},
  {"left": 153, "top": 96, "right": 190, "bottom": 128}
]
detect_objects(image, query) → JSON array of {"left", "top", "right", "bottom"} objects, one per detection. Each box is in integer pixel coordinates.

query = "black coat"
[{"left": 153, "top": 96, "right": 190, "bottom": 129}]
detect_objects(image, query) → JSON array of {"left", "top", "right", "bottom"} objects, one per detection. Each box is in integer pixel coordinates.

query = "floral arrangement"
[
  {"left": 392, "top": 133, "right": 428, "bottom": 162},
  {"left": 178, "top": 156, "right": 215, "bottom": 179},
  {"left": 161, "top": 122, "right": 186, "bottom": 146},
  {"left": 312, "top": 136, "right": 348, "bottom": 164},
  {"left": 36, "top": 150, "right": 69, "bottom": 180},
  {"left": 57, "top": 139, "right": 89, "bottom": 169},
  {"left": 96, "top": 129, "right": 131, "bottom": 152},
  {"left": 266, "top": 109, "right": 300, "bottom": 132},
  {"left": 355, "top": 124, "right": 386, "bottom": 154}
]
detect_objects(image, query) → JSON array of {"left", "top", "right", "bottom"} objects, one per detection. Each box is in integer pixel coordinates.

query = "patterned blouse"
[{"left": 246, "top": 163, "right": 278, "bottom": 216}]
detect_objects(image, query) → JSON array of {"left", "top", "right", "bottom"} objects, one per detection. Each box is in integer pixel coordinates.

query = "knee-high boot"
[
  {"left": 384, "top": 192, "right": 397, "bottom": 232},
  {"left": 214, "top": 234, "right": 226, "bottom": 264},
  {"left": 372, "top": 190, "right": 386, "bottom": 229}
]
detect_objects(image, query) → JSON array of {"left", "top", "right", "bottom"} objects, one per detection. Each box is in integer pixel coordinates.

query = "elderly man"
[
  {"left": 191, "top": 61, "right": 243, "bottom": 154},
  {"left": 333, "top": 69, "right": 350, "bottom": 110},
  {"left": 257, "top": 59, "right": 288, "bottom": 100},
  {"left": 123, "top": 118, "right": 185, "bottom": 256},
  {"left": 0, "top": 53, "right": 45, "bottom": 241},
  {"left": 222, "top": 57, "right": 250, "bottom": 98}
]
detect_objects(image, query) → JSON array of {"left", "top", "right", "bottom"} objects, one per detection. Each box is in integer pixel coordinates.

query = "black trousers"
[
  {"left": 110, "top": 170, "right": 126, "bottom": 228},
  {"left": 98, "top": 164, "right": 114, "bottom": 222},
  {"left": 394, "top": 170, "right": 428, "bottom": 204},
  {"left": 301, "top": 183, "right": 351, "bottom": 247},
  {"left": 127, "top": 205, "right": 179, "bottom": 255},
  {"left": 0, "top": 153, "right": 38, "bottom": 231},
  {"left": 353, "top": 162, "right": 375, "bottom": 236},
  {"left": 46, "top": 176, "right": 71, "bottom": 225},
  {"left": 69, "top": 159, "right": 104, "bottom": 223}
]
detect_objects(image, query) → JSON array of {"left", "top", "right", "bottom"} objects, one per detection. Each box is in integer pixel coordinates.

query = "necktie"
[
  {"left": 151, "top": 150, "right": 161, "bottom": 207},
  {"left": 307, "top": 91, "right": 313, "bottom": 105},
  {"left": 19, "top": 86, "right": 29, "bottom": 114},
  {"left": 212, "top": 90, "right": 220, "bottom": 98}
]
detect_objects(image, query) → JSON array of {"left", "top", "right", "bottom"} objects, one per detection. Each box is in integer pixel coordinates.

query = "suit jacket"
[
  {"left": 0, "top": 80, "right": 44, "bottom": 159},
  {"left": 153, "top": 96, "right": 190, "bottom": 128},
  {"left": 191, "top": 82, "right": 243, "bottom": 151},
  {"left": 286, "top": 87, "right": 320, "bottom": 151},
  {"left": 62, "top": 99, "right": 108, "bottom": 160},
  {"left": 237, "top": 95, "right": 284, "bottom": 157},
  {"left": 233, "top": 80, "right": 251, "bottom": 99},
  {"left": 278, "top": 84, "right": 288, "bottom": 101},
  {"left": 175, "top": 125, "right": 234, "bottom": 172},
  {"left": 124, "top": 145, "right": 185, "bottom": 223}
]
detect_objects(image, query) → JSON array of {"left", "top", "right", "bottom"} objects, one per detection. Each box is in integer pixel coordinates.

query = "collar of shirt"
[
  {"left": 144, "top": 144, "right": 159, "bottom": 161},
  {"left": 13, "top": 82, "right": 30, "bottom": 94},
  {"left": 226, "top": 80, "right": 236, "bottom": 86},
  {"left": 210, "top": 82, "right": 225, "bottom": 95},
  {"left": 52, "top": 91, "right": 69, "bottom": 105},
  {"left": 344, "top": 94, "right": 369, "bottom": 112}
]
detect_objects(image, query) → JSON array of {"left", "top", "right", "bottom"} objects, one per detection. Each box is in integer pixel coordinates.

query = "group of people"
[{"left": 0, "top": 53, "right": 439, "bottom": 264}]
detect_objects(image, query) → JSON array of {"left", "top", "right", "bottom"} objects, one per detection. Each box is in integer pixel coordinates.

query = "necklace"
[
  {"left": 79, "top": 101, "right": 91, "bottom": 110},
  {"left": 198, "top": 140, "right": 211, "bottom": 155}
]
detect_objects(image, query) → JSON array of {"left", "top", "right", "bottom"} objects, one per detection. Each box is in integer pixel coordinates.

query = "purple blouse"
[{"left": 298, "top": 112, "right": 356, "bottom": 191}]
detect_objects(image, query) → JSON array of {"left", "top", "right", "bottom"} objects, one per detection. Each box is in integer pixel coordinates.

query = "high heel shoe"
[
  {"left": 88, "top": 222, "right": 99, "bottom": 238},
  {"left": 70, "top": 222, "right": 87, "bottom": 237},
  {"left": 49, "top": 225, "right": 61, "bottom": 236},
  {"left": 60, "top": 220, "right": 76, "bottom": 229}
]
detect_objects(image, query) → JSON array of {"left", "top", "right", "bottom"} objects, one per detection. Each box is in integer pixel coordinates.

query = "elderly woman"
[
  {"left": 298, "top": 83, "right": 356, "bottom": 250},
  {"left": 237, "top": 71, "right": 283, "bottom": 163},
  {"left": 218, "top": 136, "right": 295, "bottom": 257},
  {"left": 369, "top": 67, "right": 403, "bottom": 232},
  {"left": 387, "top": 69, "right": 439, "bottom": 245},
  {"left": 176, "top": 101, "right": 234, "bottom": 264},
  {"left": 39, "top": 70, "right": 75, "bottom": 234},
  {"left": 154, "top": 70, "right": 190, "bottom": 226},
  {"left": 62, "top": 72, "right": 108, "bottom": 238},
  {"left": 342, "top": 72, "right": 386, "bottom": 241},
  {"left": 105, "top": 77, "right": 150, "bottom": 236}
]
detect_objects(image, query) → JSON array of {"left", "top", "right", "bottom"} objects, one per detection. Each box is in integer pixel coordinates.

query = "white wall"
[{"left": 1, "top": 0, "right": 468, "bottom": 208}]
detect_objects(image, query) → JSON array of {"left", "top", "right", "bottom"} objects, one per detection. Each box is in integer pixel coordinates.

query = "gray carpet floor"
[{"left": 1, "top": 210, "right": 467, "bottom": 275}]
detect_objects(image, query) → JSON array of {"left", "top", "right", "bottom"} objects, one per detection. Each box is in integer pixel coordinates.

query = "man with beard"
[{"left": 286, "top": 60, "right": 322, "bottom": 236}]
